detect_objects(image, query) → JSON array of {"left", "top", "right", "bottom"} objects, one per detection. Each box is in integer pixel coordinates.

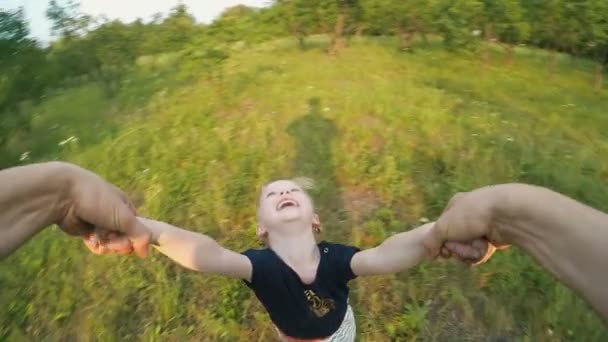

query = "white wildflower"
[{"left": 58, "top": 136, "right": 77, "bottom": 146}]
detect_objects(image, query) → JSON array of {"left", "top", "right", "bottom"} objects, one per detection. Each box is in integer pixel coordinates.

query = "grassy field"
[{"left": 1, "top": 36, "right": 608, "bottom": 341}]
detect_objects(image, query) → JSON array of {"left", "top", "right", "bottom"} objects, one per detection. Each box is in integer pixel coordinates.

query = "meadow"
[{"left": 1, "top": 36, "right": 607, "bottom": 341}]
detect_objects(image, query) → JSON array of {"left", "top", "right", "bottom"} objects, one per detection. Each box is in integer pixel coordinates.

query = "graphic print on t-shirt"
[{"left": 304, "top": 289, "right": 335, "bottom": 317}]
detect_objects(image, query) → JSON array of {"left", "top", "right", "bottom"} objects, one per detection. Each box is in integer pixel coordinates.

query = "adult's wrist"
[
  {"left": 484, "top": 183, "right": 546, "bottom": 247},
  {"left": 41, "top": 161, "right": 79, "bottom": 226}
]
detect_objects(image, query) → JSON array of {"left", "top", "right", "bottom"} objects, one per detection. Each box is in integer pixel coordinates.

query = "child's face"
[{"left": 257, "top": 180, "right": 317, "bottom": 235}]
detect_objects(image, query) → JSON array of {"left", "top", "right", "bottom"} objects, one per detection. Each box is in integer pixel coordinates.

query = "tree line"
[{"left": 1, "top": 0, "right": 607, "bottom": 152}]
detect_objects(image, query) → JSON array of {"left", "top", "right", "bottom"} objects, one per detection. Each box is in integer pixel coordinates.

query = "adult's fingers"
[
  {"left": 58, "top": 209, "right": 96, "bottom": 237},
  {"left": 444, "top": 241, "right": 481, "bottom": 260},
  {"left": 470, "top": 240, "right": 497, "bottom": 266},
  {"left": 90, "top": 200, "right": 150, "bottom": 258},
  {"left": 444, "top": 239, "right": 499, "bottom": 266},
  {"left": 114, "top": 186, "right": 137, "bottom": 215},
  {"left": 116, "top": 208, "right": 150, "bottom": 258},
  {"left": 103, "top": 187, "right": 146, "bottom": 255}
]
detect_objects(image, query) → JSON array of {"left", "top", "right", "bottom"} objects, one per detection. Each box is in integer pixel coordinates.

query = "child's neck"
[{"left": 268, "top": 226, "right": 319, "bottom": 267}]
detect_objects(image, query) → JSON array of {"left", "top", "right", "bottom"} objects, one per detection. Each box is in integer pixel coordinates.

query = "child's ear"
[{"left": 312, "top": 214, "right": 321, "bottom": 233}]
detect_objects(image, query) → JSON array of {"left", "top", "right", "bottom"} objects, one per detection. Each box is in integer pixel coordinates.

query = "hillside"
[{"left": 2, "top": 37, "right": 608, "bottom": 341}]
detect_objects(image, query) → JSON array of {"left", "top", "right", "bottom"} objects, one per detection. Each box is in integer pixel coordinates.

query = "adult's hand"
[
  {"left": 0, "top": 161, "right": 149, "bottom": 258},
  {"left": 425, "top": 185, "right": 511, "bottom": 262},
  {"left": 58, "top": 163, "right": 149, "bottom": 257},
  {"left": 427, "top": 183, "right": 608, "bottom": 322}
]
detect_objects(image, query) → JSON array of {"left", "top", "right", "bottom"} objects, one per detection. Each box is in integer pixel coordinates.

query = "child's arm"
[
  {"left": 350, "top": 222, "right": 434, "bottom": 277},
  {"left": 138, "top": 217, "right": 252, "bottom": 280}
]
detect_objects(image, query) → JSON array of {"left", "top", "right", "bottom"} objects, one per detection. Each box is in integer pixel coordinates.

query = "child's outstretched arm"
[
  {"left": 138, "top": 217, "right": 252, "bottom": 280},
  {"left": 350, "top": 222, "right": 435, "bottom": 277}
]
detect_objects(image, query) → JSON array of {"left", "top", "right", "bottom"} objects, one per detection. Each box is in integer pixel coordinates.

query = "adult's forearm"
[
  {"left": 0, "top": 162, "right": 71, "bottom": 258},
  {"left": 495, "top": 184, "right": 608, "bottom": 321}
]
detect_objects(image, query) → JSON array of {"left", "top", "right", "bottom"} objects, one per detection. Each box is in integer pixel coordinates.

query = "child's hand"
[{"left": 83, "top": 228, "right": 134, "bottom": 255}]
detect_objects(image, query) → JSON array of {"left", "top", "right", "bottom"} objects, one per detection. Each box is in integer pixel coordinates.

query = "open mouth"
[{"left": 277, "top": 199, "right": 298, "bottom": 210}]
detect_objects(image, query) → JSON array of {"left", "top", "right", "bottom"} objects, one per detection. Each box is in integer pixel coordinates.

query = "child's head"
[{"left": 256, "top": 178, "right": 321, "bottom": 243}]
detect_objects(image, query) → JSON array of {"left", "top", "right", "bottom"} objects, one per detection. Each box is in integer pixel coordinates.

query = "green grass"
[{"left": 1, "top": 36, "right": 607, "bottom": 341}]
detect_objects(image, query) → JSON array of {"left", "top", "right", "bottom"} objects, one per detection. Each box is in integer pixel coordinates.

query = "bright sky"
[{"left": 0, "top": 0, "right": 271, "bottom": 43}]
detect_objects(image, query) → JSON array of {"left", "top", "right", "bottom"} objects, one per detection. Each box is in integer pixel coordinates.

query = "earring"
[{"left": 313, "top": 224, "right": 321, "bottom": 234}]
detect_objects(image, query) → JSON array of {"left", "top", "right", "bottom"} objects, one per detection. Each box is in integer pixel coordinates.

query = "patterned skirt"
[{"left": 275, "top": 305, "right": 356, "bottom": 342}]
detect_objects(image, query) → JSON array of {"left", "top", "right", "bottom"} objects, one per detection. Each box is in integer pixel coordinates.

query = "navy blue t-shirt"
[{"left": 241, "top": 241, "right": 360, "bottom": 339}]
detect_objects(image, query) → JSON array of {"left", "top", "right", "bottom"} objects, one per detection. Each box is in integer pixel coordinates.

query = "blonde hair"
[
  {"left": 256, "top": 177, "right": 321, "bottom": 243},
  {"left": 291, "top": 177, "right": 315, "bottom": 191}
]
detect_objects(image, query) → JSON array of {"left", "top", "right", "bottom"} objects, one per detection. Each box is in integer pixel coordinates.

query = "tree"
[
  {"left": 482, "top": 0, "right": 530, "bottom": 65},
  {"left": 207, "top": 5, "right": 259, "bottom": 44},
  {"left": 46, "top": 0, "right": 92, "bottom": 40},
  {"left": 582, "top": 0, "right": 608, "bottom": 90},
  {"left": 523, "top": 0, "right": 586, "bottom": 76},
  {"left": 0, "top": 8, "right": 45, "bottom": 109},
  {"left": 362, "top": 0, "right": 437, "bottom": 51},
  {"left": 435, "top": 0, "right": 484, "bottom": 50},
  {"left": 280, "top": 0, "right": 321, "bottom": 49},
  {"left": 329, "top": 0, "right": 359, "bottom": 55},
  {"left": 248, "top": 5, "right": 287, "bottom": 42},
  {"left": 161, "top": 4, "right": 197, "bottom": 50},
  {"left": 0, "top": 8, "right": 46, "bottom": 149},
  {"left": 0, "top": 8, "right": 29, "bottom": 50},
  {"left": 87, "top": 21, "right": 140, "bottom": 95}
]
